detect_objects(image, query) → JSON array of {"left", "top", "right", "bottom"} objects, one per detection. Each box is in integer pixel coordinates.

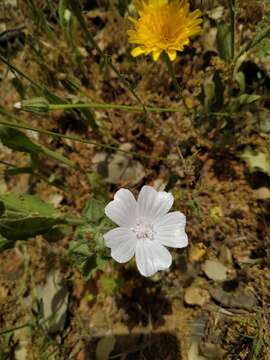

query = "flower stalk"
[
  {"left": 228, "top": 0, "right": 236, "bottom": 59},
  {"left": 15, "top": 97, "right": 185, "bottom": 114},
  {"left": 163, "top": 53, "right": 189, "bottom": 113},
  {"left": 67, "top": 0, "right": 146, "bottom": 112}
]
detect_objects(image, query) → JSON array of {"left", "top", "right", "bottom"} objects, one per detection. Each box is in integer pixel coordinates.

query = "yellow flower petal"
[
  {"left": 149, "top": 0, "right": 168, "bottom": 7},
  {"left": 127, "top": 0, "right": 202, "bottom": 61},
  {"left": 166, "top": 50, "right": 177, "bottom": 61},
  {"left": 131, "top": 46, "right": 146, "bottom": 57},
  {"left": 152, "top": 50, "right": 162, "bottom": 61}
]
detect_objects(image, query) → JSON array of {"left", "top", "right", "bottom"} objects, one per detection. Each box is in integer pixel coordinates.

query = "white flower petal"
[
  {"left": 135, "top": 240, "right": 172, "bottom": 277},
  {"left": 104, "top": 227, "right": 136, "bottom": 263},
  {"left": 154, "top": 211, "right": 188, "bottom": 248},
  {"left": 105, "top": 188, "right": 138, "bottom": 227},
  {"left": 137, "top": 185, "right": 174, "bottom": 222}
]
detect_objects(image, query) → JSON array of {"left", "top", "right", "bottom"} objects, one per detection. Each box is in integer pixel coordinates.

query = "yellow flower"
[{"left": 128, "top": 0, "right": 202, "bottom": 61}]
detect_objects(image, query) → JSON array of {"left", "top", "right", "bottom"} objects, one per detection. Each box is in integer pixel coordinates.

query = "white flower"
[{"left": 103, "top": 186, "right": 188, "bottom": 277}]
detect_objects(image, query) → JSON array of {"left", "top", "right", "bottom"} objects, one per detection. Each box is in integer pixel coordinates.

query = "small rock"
[
  {"left": 254, "top": 187, "right": 270, "bottom": 200},
  {"left": 202, "top": 260, "right": 228, "bottom": 281},
  {"left": 0, "top": 285, "right": 8, "bottom": 300},
  {"left": 37, "top": 271, "right": 69, "bottom": 334},
  {"left": 188, "top": 341, "right": 207, "bottom": 360},
  {"left": 219, "top": 245, "right": 232, "bottom": 266},
  {"left": 207, "top": 6, "right": 224, "bottom": 21},
  {"left": 92, "top": 144, "right": 145, "bottom": 186},
  {"left": 185, "top": 287, "right": 210, "bottom": 307},
  {"left": 96, "top": 335, "right": 116, "bottom": 360},
  {"left": 199, "top": 342, "right": 226, "bottom": 359},
  {"left": 15, "top": 339, "right": 28, "bottom": 360},
  {"left": 48, "top": 193, "right": 63, "bottom": 207},
  {"left": 209, "top": 287, "right": 257, "bottom": 311}
]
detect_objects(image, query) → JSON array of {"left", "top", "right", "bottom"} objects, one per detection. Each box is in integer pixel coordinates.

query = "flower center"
[{"left": 131, "top": 220, "right": 155, "bottom": 241}]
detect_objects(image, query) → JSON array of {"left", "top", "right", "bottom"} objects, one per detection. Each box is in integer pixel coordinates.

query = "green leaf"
[
  {"left": 87, "top": 171, "right": 107, "bottom": 198},
  {"left": 67, "top": 239, "right": 106, "bottom": 279},
  {"left": 0, "top": 217, "right": 62, "bottom": 241},
  {"left": 0, "top": 126, "right": 42, "bottom": 153},
  {"left": 234, "top": 71, "right": 246, "bottom": 93},
  {"left": 237, "top": 26, "right": 270, "bottom": 60},
  {"left": 259, "top": 111, "right": 270, "bottom": 133},
  {"left": 82, "top": 197, "right": 105, "bottom": 223},
  {"left": 0, "top": 193, "right": 56, "bottom": 217},
  {"left": 59, "top": 0, "right": 68, "bottom": 29},
  {"left": 230, "top": 94, "right": 262, "bottom": 111},
  {"left": 240, "top": 147, "right": 270, "bottom": 176},
  {"left": 0, "top": 194, "right": 65, "bottom": 241},
  {"left": 43, "top": 226, "right": 72, "bottom": 242},
  {"left": 99, "top": 274, "right": 121, "bottom": 295},
  {"left": 236, "top": 94, "right": 262, "bottom": 105},
  {"left": 0, "top": 126, "right": 77, "bottom": 169},
  {"left": 217, "top": 22, "right": 232, "bottom": 60}
]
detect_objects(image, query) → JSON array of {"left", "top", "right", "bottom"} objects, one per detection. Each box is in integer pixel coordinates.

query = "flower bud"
[{"left": 14, "top": 97, "right": 49, "bottom": 115}]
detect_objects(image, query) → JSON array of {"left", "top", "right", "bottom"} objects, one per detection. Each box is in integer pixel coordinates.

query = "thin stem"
[
  {"left": 0, "top": 323, "right": 30, "bottom": 336},
  {"left": 228, "top": 0, "right": 236, "bottom": 59},
  {"left": 235, "top": 25, "right": 270, "bottom": 63},
  {"left": 0, "top": 159, "right": 17, "bottom": 168},
  {"left": 0, "top": 159, "right": 69, "bottom": 192},
  {"left": 48, "top": 102, "right": 184, "bottom": 113},
  {"left": 0, "top": 115, "right": 170, "bottom": 162},
  {"left": 0, "top": 54, "right": 41, "bottom": 89},
  {"left": 40, "top": 146, "right": 79, "bottom": 170},
  {"left": 163, "top": 54, "right": 189, "bottom": 113},
  {"left": 67, "top": 0, "right": 146, "bottom": 112}
]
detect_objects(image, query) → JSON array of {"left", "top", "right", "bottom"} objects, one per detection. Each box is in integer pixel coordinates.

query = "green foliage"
[
  {"left": 82, "top": 197, "right": 105, "bottom": 223},
  {"left": 0, "top": 125, "right": 77, "bottom": 169},
  {"left": 0, "top": 194, "right": 65, "bottom": 247},
  {"left": 67, "top": 197, "right": 112, "bottom": 279},
  {"left": 114, "top": 0, "right": 132, "bottom": 16},
  {"left": 240, "top": 147, "right": 270, "bottom": 177},
  {"left": 237, "top": 24, "right": 270, "bottom": 60},
  {"left": 230, "top": 94, "right": 262, "bottom": 112},
  {"left": 0, "top": 126, "right": 41, "bottom": 153},
  {"left": 18, "top": 97, "right": 49, "bottom": 115},
  {"left": 87, "top": 171, "right": 108, "bottom": 198},
  {"left": 217, "top": 22, "right": 232, "bottom": 60},
  {"left": 256, "top": 38, "right": 270, "bottom": 59},
  {"left": 259, "top": 111, "right": 270, "bottom": 133},
  {"left": 26, "top": 0, "right": 55, "bottom": 39},
  {"left": 0, "top": 193, "right": 56, "bottom": 217},
  {"left": 99, "top": 273, "right": 122, "bottom": 296}
]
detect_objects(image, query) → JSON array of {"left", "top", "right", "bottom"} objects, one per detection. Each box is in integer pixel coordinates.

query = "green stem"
[
  {"left": 0, "top": 323, "right": 30, "bottom": 336},
  {"left": 0, "top": 54, "right": 41, "bottom": 89},
  {"left": 235, "top": 25, "right": 270, "bottom": 62},
  {"left": 228, "top": 0, "right": 236, "bottom": 59},
  {"left": 0, "top": 159, "right": 69, "bottom": 192},
  {"left": 67, "top": 0, "right": 146, "bottom": 112},
  {"left": 163, "top": 54, "right": 189, "bottom": 113},
  {"left": 40, "top": 146, "right": 79, "bottom": 170},
  {"left": 48, "top": 102, "right": 184, "bottom": 113},
  {"left": 64, "top": 216, "right": 85, "bottom": 226},
  {"left": 0, "top": 114, "right": 169, "bottom": 162}
]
